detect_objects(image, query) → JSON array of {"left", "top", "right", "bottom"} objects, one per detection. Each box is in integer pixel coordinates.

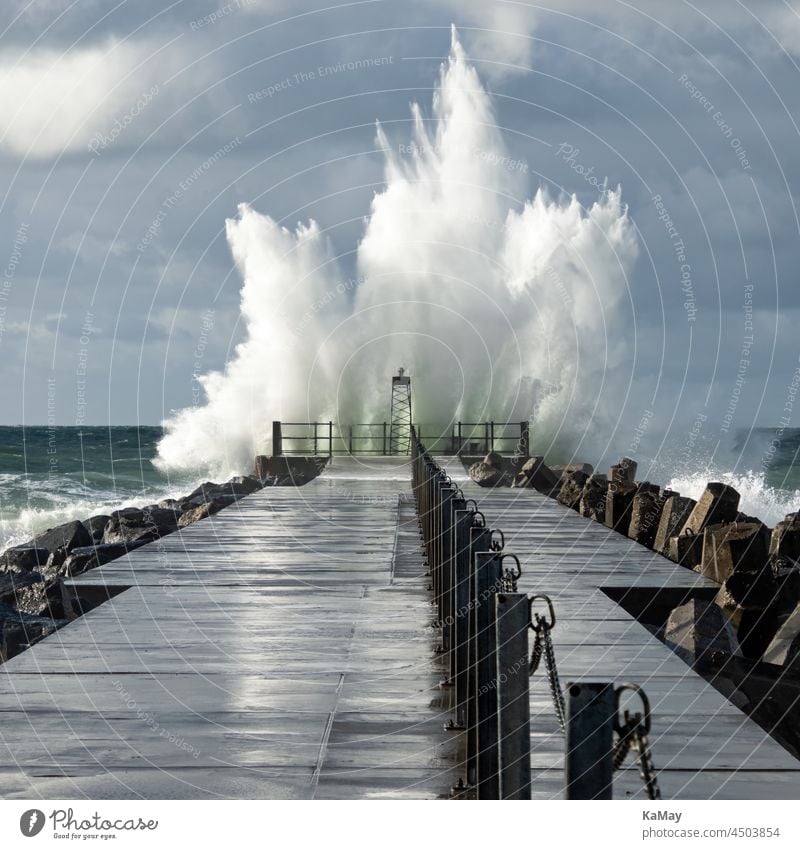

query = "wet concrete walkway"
[
  {"left": 441, "top": 457, "right": 800, "bottom": 799},
  {"left": 0, "top": 458, "right": 458, "bottom": 799}
]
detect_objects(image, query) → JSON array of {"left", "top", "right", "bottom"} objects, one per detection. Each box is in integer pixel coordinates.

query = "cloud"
[{"left": 0, "top": 35, "right": 223, "bottom": 159}]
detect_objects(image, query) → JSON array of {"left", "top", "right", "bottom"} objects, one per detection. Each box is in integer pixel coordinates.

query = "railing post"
[
  {"left": 272, "top": 421, "right": 283, "bottom": 456},
  {"left": 474, "top": 550, "right": 502, "bottom": 799},
  {"left": 495, "top": 593, "right": 532, "bottom": 800},
  {"left": 452, "top": 508, "right": 475, "bottom": 726},
  {"left": 485, "top": 422, "right": 490, "bottom": 455},
  {"left": 565, "top": 682, "right": 615, "bottom": 800},
  {"left": 519, "top": 421, "right": 529, "bottom": 458},
  {"left": 383, "top": 422, "right": 387, "bottom": 455},
  {"left": 328, "top": 421, "right": 333, "bottom": 458},
  {"left": 349, "top": 425, "right": 353, "bottom": 455}
]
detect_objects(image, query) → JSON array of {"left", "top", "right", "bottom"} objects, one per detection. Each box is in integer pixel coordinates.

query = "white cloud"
[{"left": 0, "top": 35, "right": 221, "bottom": 159}]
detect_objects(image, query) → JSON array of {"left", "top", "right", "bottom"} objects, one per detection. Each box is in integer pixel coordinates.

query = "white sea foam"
[
  {"left": 667, "top": 468, "right": 800, "bottom": 527},
  {"left": 155, "top": 28, "right": 638, "bottom": 478}
]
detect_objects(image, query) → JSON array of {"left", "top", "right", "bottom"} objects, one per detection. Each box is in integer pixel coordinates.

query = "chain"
[
  {"left": 633, "top": 727, "right": 661, "bottom": 800},
  {"left": 529, "top": 616, "right": 566, "bottom": 733},
  {"left": 614, "top": 684, "right": 662, "bottom": 800}
]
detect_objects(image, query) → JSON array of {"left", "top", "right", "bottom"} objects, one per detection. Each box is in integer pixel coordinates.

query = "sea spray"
[{"left": 156, "top": 28, "right": 639, "bottom": 476}]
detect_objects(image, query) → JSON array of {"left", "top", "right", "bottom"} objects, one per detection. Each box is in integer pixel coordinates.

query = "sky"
[{"left": 1, "top": 0, "right": 799, "bottom": 454}]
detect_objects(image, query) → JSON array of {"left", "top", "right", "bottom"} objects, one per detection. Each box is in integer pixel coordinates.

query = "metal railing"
[
  {"left": 411, "top": 427, "right": 661, "bottom": 801},
  {"left": 271, "top": 420, "right": 528, "bottom": 456},
  {"left": 412, "top": 426, "right": 531, "bottom": 799}
]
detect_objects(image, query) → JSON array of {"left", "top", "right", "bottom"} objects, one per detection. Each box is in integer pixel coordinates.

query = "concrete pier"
[{"left": 0, "top": 456, "right": 798, "bottom": 799}]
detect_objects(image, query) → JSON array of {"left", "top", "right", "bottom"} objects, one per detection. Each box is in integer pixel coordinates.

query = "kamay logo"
[{"left": 19, "top": 810, "right": 46, "bottom": 837}]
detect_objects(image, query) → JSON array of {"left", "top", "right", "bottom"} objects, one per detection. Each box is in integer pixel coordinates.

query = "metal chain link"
[
  {"left": 633, "top": 727, "right": 661, "bottom": 800},
  {"left": 613, "top": 685, "right": 662, "bottom": 800},
  {"left": 529, "top": 617, "right": 566, "bottom": 733}
]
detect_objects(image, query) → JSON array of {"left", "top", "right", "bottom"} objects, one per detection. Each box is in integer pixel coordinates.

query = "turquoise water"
[{"left": 0, "top": 426, "right": 201, "bottom": 552}]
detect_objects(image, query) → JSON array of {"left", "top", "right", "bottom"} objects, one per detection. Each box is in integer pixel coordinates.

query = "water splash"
[{"left": 156, "top": 27, "right": 638, "bottom": 476}]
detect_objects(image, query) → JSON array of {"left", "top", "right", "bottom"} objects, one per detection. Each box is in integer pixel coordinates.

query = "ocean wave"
[{"left": 667, "top": 468, "right": 800, "bottom": 527}]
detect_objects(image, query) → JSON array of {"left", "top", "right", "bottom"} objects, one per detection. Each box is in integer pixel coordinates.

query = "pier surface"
[{"left": 1, "top": 457, "right": 798, "bottom": 798}]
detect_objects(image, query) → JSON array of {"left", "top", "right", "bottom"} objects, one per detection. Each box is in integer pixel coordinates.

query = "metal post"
[
  {"left": 452, "top": 508, "right": 474, "bottom": 725},
  {"left": 272, "top": 421, "right": 282, "bottom": 456},
  {"left": 349, "top": 425, "right": 353, "bottom": 455},
  {"left": 485, "top": 422, "right": 490, "bottom": 455},
  {"left": 383, "top": 422, "right": 387, "bottom": 456},
  {"left": 495, "top": 593, "right": 532, "bottom": 800},
  {"left": 565, "top": 682, "right": 615, "bottom": 800},
  {"left": 474, "top": 550, "right": 502, "bottom": 799},
  {"left": 328, "top": 421, "right": 333, "bottom": 458},
  {"left": 466, "top": 524, "right": 491, "bottom": 787},
  {"left": 519, "top": 421, "right": 529, "bottom": 458}
]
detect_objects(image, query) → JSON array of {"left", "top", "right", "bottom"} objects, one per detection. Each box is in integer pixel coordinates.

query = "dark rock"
[
  {"left": 770, "top": 514, "right": 800, "bottom": 562},
  {"left": 30, "top": 519, "right": 92, "bottom": 555},
  {"left": 512, "top": 456, "right": 560, "bottom": 494},
  {"left": 556, "top": 470, "right": 589, "bottom": 510},
  {"left": 58, "top": 542, "right": 144, "bottom": 577},
  {"left": 628, "top": 491, "right": 664, "bottom": 548},
  {"left": 0, "top": 602, "right": 64, "bottom": 662},
  {"left": 680, "top": 482, "right": 740, "bottom": 536},
  {"left": 12, "top": 575, "right": 67, "bottom": 619},
  {"left": 609, "top": 457, "right": 637, "bottom": 483},
  {"left": 714, "top": 569, "right": 780, "bottom": 656},
  {"left": 604, "top": 481, "right": 637, "bottom": 534},
  {"left": 468, "top": 460, "right": 512, "bottom": 488},
  {"left": 654, "top": 496, "right": 697, "bottom": 556},
  {"left": 763, "top": 603, "right": 800, "bottom": 672},
  {"left": 178, "top": 502, "right": 221, "bottom": 527},
  {"left": 665, "top": 598, "right": 741, "bottom": 664},
  {"left": 228, "top": 475, "right": 263, "bottom": 496},
  {"left": 579, "top": 475, "right": 610, "bottom": 523},
  {"left": 0, "top": 546, "right": 51, "bottom": 573},
  {"left": 551, "top": 462, "right": 594, "bottom": 480},
  {"left": 82, "top": 514, "right": 111, "bottom": 544},
  {"left": 0, "top": 570, "right": 43, "bottom": 605},
  {"left": 102, "top": 505, "right": 178, "bottom": 545},
  {"left": 698, "top": 522, "right": 770, "bottom": 583},
  {"left": 668, "top": 531, "right": 703, "bottom": 568}
]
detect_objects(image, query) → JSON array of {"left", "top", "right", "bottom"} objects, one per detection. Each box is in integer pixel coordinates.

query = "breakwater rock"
[{"left": 466, "top": 451, "right": 800, "bottom": 678}]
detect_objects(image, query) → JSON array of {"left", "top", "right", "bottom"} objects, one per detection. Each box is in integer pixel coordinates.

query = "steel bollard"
[
  {"left": 495, "top": 593, "right": 532, "bottom": 799},
  {"left": 565, "top": 682, "right": 615, "bottom": 800},
  {"left": 474, "top": 550, "right": 503, "bottom": 799}
]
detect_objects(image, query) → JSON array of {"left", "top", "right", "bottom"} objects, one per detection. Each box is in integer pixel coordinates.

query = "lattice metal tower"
[{"left": 389, "top": 368, "right": 412, "bottom": 455}]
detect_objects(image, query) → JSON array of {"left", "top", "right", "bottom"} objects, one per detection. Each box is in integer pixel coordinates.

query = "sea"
[
  {"left": 0, "top": 426, "right": 200, "bottom": 553},
  {"left": 1, "top": 424, "right": 799, "bottom": 554}
]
